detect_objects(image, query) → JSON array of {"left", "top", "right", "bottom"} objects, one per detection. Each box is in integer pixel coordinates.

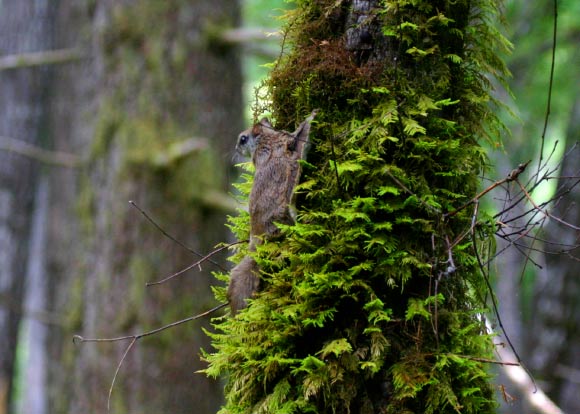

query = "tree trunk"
[
  {"left": 529, "top": 98, "right": 580, "bottom": 414},
  {"left": 43, "top": 1, "right": 243, "bottom": 413},
  {"left": 207, "top": 1, "right": 510, "bottom": 413},
  {"left": 491, "top": 3, "right": 580, "bottom": 413},
  {"left": 0, "top": 2, "right": 54, "bottom": 412}
]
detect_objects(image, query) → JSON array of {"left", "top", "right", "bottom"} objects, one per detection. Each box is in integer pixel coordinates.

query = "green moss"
[{"left": 206, "top": 0, "right": 510, "bottom": 413}]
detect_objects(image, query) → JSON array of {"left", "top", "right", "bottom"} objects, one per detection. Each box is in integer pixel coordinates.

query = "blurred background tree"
[
  {"left": 0, "top": 3, "right": 53, "bottom": 412},
  {"left": 2, "top": 0, "right": 244, "bottom": 413},
  {"left": 0, "top": 0, "right": 578, "bottom": 413},
  {"left": 492, "top": 1, "right": 580, "bottom": 413}
]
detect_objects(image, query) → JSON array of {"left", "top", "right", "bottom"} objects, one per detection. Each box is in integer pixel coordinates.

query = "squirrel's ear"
[
  {"left": 292, "top": 110, "right": 317, "bottom": 140},
  {"left": 290, "top": 110, "right": 317, "bottom": 153},
  {"left": 259, "top": 118, "right": 272, "bottom": 128}
]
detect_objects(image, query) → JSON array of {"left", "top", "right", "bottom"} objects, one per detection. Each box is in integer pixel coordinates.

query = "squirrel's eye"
[{"left": 239, "top": 135, "right": 248, "bottom": 145}]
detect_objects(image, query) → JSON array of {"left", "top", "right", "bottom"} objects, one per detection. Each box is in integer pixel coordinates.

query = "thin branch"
[
  {"left": 536, "top": 0, "right": 558, "bottom": 181},
  {"left": 108, "top": 337, "right": 136, "bottom": 413},
  {"left": 73, "top": 303, "right": 228, "bottom": 413},
  {"left": 495, "top": 142, "right": 561, "bottom": 220},
  {"left": 471, "top": 216, "right": 537, "bottom": 393},
  {"left": 445, "top": 161, "right": 530, "bottom": 219},
  {"left": 146, "top": 241, "right": 246, "bottom": 286},
  {"left": 489, "top": 232, "right": 537, "bottom": 269},
  {"left": 430, "top": 233, "right": 457, "bottom": 346},
  {"left": 0, "top": 135, "right": 82, "bottom": 167},
  {"left": 73, "top": 303, "right": 228, "bottom": 345},
  {"left": 516, "top": 179, "right": 580, "bottom": 231},
  {"left": 129, "top": 200, "right": 227, "bottom": 271},
  {"left": 447, "top": 354, "right": 520, "bottom": 367},
  {"left": 449, "top": 205, "right": 478, "bottom": 250},
  {"left": 511, "top": 233, "right": 580, "bottom": 250},
  {"left": 0, "top": 48, "right": 83, "bottom": 70},
  {"left": 517, "top": 217, "right": 546, "bottom": 283}
]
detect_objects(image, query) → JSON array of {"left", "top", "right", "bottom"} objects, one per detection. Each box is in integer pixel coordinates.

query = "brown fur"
[{"left": 227, "top": 111, "right": 316, "bottom": 314}]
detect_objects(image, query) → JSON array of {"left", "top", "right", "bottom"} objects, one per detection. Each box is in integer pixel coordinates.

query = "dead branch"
[
  {"left": 146, "top": 240, "right": 247, "bottom": 286},
  {"left": 444, "top": 160, "right": 530, "bottom": 219},
  {"left": 129, "top": 200, "right": 227, "bottom": 271},
  {"left": 73, "top": 303, "right": 227, "bottom": 344},
  {"left": 0, "top": 48, "right": 83, "bottom": 70},
  {"left": 490, "top": 144, "right": 580, "bottom": 268},
  {"left": 471, "top": 210, "right": 534, "bottom": 391},
  {"left": 0, "top": 135, "right": 83, "bottom": 167},
  {"left": 516, "top": 179, "right": 580, "bottom": 231},
  {"left": 107, "top": 337, "right": 136, "bottom": 413},
  {"left": 536, "top": 0, "right": 559, "bottom": 179}
]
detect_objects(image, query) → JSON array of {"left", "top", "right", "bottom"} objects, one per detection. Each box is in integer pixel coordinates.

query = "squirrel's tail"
[{"left": 227, "top": 256, "right": 260, "bottom": 314}]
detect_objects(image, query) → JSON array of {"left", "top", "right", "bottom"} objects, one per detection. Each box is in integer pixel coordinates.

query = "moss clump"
[{"left": 205, "top": 1, "right": 511, "bottom": 413}]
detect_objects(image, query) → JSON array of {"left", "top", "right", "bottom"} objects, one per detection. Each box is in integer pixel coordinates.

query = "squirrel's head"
[
  {"left": 235, "top": 111, "right": 317, "bottom": 163},
  {"left": 236, "top": 118, "right": 273, "bottom": 159}
]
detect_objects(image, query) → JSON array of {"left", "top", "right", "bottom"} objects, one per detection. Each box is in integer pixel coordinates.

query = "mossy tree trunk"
[
  {"left": 44, "top": 1, "right": 243, "bottom": 413},
  {"left": 207, "top": 1, "right": 510, "bottom": 413}
]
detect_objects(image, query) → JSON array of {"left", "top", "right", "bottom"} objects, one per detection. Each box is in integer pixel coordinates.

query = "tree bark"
[{"left": 42, "top": 1, "right": 243, "bottom": 413}]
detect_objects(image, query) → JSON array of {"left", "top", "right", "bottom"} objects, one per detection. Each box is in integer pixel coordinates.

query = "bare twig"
[
  {"left": 73, "top": 303, "right": 227, "bottom": 344},
  {"left": 108, "top": 337, "right": 136, "bottom": 413},
  {"left": 516, "top": 179, "right": 580, "bottom": 231},
  {"left": 459, "top": 355, "right": 519, "bottom": 366},
  {"left": 445, "top": 161, "right": 530, "bottom": 219},
  {"left": 146, "top": 241, "right": 246, "bottom": 286},
  {"left": 471, "top": 212, "right": 537, "bottom": 393},
  {"left": 129, "top": 200, "right": 227, "bottom": 271},
  {"left": 536, "top": 0, "right": 558, "bottom": 181},
  {"left": 430, "top": 233, "right": 458, "bottom": 346}
]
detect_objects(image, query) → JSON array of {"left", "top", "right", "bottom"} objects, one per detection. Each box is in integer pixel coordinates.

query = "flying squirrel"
[{"left": 227, "top": 111, "right": 317, "bottom": 314}]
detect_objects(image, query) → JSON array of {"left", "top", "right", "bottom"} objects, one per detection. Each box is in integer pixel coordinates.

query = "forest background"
[{"left": 0, "top": 0, "right": 578, "bottom": 413}]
